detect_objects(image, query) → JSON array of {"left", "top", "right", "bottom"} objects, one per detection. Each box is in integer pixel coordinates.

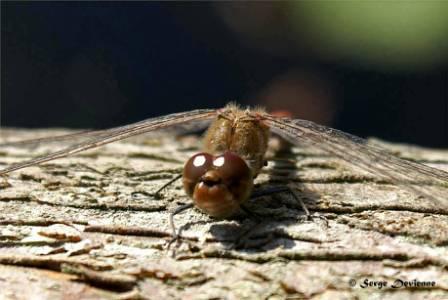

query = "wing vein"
[
  {"left": 264, "top": 115, "right": 448, "bottom": 209},
  {"left": 0, "top": 109, "right": 217, "bottom": 175}
]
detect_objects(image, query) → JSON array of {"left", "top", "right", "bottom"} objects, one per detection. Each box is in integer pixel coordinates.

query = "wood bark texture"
[{"left": 0, "top": 128, "right": 447, "bottom": 299}]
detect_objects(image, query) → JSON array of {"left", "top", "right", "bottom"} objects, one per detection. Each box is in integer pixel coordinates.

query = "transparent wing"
[
  {"left": 263, "top": 114, "right": 448, "bottom": 209},
  {"left": 0, "top": 109, "right": 217, "bottom": 175},
  {"left": 0, "top": 118, "right": 213, "bottom": 148},
  {"left": 0, "top": 129, "right": 107, "bottom": 147}
]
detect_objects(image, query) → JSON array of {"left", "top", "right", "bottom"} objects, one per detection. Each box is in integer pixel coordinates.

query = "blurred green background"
[{"left": 292, "top": 2, "right": 448, "bottom": 70}]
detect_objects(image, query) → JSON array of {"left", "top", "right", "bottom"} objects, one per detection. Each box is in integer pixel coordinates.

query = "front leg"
[{"left": 153, "top": 173, "right": 182, "bottom": 199}]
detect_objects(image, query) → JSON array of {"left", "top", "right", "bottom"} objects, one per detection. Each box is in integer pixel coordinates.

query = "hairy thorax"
[{"left": 202, "top": 105, "right": 270, "bottom": 178}]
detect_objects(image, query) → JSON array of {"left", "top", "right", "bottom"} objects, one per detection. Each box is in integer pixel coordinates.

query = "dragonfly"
[{"left": 1, "top": 103, "right": 448, "bottom": 230}]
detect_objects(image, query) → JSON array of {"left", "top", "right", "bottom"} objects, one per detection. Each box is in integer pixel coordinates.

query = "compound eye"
[
  {"left": 183, "top": 152, "right": 213, "bottom": 196},
  {"left": 213, "top": 152, "right": 251, "bottom": 183}
]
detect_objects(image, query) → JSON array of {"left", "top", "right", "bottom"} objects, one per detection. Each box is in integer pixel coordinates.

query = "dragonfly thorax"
[{"left": 202, "top": 105, "right": 270, "bottom": 178}]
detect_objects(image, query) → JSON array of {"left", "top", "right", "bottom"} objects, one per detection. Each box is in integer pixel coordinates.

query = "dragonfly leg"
[
  {"left": 251, "top": 184, "right": 328, "bottom": 226},
  {"left": 285, "top": 183, "right": 311, "bottom": 217},
  {"left": 286, "top": 183, "right": 328, "bottom": 226},
  {"left": 250, "top": 184, "right": 310, "bottom": 215},
  {"left": 153, "top": 174, "right": 182, "bottom": 198},
  {"left": 167, "top": 203, "right": 194, "bottom": 250}
]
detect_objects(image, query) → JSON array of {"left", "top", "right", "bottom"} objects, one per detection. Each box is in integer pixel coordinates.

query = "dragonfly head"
[{"left": 182, "top": 151, "right": 253, "bottom": 218}]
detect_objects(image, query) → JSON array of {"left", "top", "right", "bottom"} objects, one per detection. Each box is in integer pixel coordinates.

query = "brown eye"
[
  {"left": 183, "top": 152, "right": 213, "bottom": 196},
  {"left": 213, "top": 152, "right": 251, "bottom": 183}
]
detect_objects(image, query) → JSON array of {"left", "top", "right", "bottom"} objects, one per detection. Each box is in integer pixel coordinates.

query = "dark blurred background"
[{"left": 1, "top": 2, "right": 447, "bottom": 147}]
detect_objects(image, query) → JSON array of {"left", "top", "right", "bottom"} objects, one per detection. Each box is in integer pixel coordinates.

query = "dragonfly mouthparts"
[{"left": 201, "top": 170, "right": 222, "bottom": 186}]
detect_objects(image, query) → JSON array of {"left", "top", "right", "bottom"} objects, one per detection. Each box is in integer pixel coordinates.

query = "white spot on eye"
[
  {"left": 193, "top": 155, "right": 206, "bottom": 167},
  {"left": 213, "top": 156, "right": 225, "bottom": 167}
]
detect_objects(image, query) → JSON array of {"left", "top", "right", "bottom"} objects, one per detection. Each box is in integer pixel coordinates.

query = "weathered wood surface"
[{"left": 0, "top": 128, "right": 447, "bottom": 299}]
